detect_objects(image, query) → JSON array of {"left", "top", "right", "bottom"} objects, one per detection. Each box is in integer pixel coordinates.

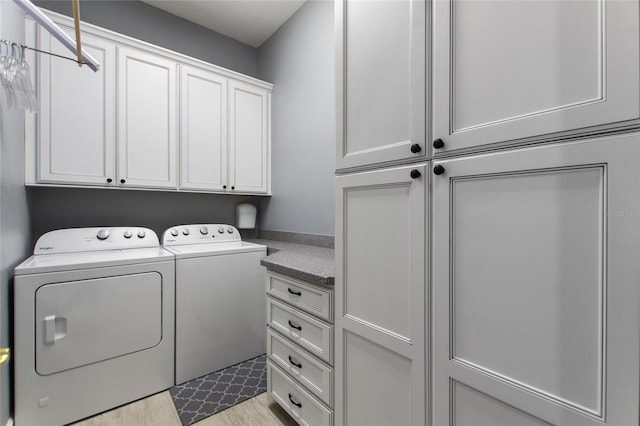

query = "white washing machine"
[
  {"left": 13, "top": 227, "right": 175, "bottom": 426},
  {"left": 162, "top": 224, "right": 266, "bottom": 385}
]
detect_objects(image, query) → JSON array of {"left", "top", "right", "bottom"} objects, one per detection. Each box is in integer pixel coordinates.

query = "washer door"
[{"left": 35, "top": 272, "right": 162, "bottom": 375}]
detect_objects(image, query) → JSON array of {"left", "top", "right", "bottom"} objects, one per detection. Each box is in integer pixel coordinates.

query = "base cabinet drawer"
[
  {"left": 268, "top": 328, "right": 333, "bottom": 406},
  {"left": 268, "top": 360, "right": 333, "bottom": 426},
  {"left": 267, "top": 296, "right": 333, "bottom": 364},
  {"left": 267, "top": 272, "right": 333, "bottom": 322}
]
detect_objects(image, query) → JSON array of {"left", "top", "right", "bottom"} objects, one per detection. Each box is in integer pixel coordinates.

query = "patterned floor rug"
[{"left": 169, "top": 354, "right": 267, "bottom": 425}]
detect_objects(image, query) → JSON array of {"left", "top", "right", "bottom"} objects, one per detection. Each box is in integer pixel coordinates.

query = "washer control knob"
[
  {"left": 171, "top": 229, "right": 179, "bottom": 237},
  {"left": 227, "top": 227, "right": 234, "bottom": 234},
  {"left": 218, "top": 227, "right": 225, "bottom": 234},
  {"left": 182, "top": 228, "right": 190, "bottom": 236},
  {"left": 137, "top": 230, "right": 146, "bottom": 239},
  {"left": 200, "top": 226, "right": 209, "bottom": 235},
  {"left": 123, "top": 230, "right": 133, "bottom": 239},
  {"left": 97, "top": 229, "right": 110, "bottom": 240}
]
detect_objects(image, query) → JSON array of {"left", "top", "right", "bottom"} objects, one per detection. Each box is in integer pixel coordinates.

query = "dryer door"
[{"left": 35, "top": 272, "right": 162, "bottom": 375}]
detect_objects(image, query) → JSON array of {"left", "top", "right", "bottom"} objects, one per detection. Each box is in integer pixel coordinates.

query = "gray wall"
[
  {"left": 0, "top": 3, "right": 31, "bottom": 424},
  {"left": 257, "top": 0, "right": 335, "bottom": 236},
  {"left": 34, "top": 0, "right": 258, "bottom": 77},
  {"left": 27, "top": 187, "right": 260, "bottom": 242}
]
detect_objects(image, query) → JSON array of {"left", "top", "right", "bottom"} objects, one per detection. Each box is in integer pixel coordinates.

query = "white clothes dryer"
[
  {"left": 14, "top": 227, "right": 175, "bottom": 426},
  {"left": 162, "top": 224, "right": 266, "bottom": 385}
]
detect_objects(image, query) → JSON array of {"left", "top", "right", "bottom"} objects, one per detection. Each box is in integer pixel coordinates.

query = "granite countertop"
[{"left": 248, "top": 239, "right": 335, "bottom": 287}]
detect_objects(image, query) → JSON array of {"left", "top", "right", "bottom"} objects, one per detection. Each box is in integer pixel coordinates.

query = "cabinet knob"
[
  {"left": 410, "top": 169, "right": 421, "bottom": 179},
  {"left": 231, "top": 186, "right": 235, "bottom": 190},
  {"left": 106, "top": 178, "right": 112, "bottom": 183},
  {"left": 433, "top": 138, "right": 445, "bottom": 149},
  {"left": 223, "top": 185, "right": 227, "bottom": 189},
  {"left": 410, "top": 143, "right": 422, "bottom": 153},
  {"left": 120, "top": 179, "right": 126, "bottom": 184},
  {"left": 433, "top": 165, "right": 445, "bottom": 175}
]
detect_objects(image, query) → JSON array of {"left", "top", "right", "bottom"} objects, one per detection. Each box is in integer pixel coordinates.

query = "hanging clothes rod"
[
  {"left": 0, "top": 39, "right": 90, "bottom": 66},
  {"left": 12, "top": 0, "right": 100, "bottom": 72}
]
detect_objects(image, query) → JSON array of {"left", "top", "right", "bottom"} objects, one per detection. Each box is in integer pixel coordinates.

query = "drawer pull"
[
  {"left": 288, "top": 355, "right": 302, "bottom": 368},
  {"left": 288, "top": 320, "right": 302, "bottom": 331},
  {"left": 288, "top": 393, "right": 302, "bottom": 408},
  {"left": 287, "top": 288, "right": 302, "bottom": 296}
]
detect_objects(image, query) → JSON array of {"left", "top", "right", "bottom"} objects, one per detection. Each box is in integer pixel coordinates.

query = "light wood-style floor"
[{"left": 72, "top": 391, "right": 298, "bottom": 426}]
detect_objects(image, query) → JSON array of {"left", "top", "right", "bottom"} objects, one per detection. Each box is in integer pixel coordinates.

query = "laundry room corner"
[{"left": 0, "top": 2, "right": 32, "bottom": 426}]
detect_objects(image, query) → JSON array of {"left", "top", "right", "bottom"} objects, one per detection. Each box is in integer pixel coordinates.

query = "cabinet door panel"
[
  {"left": 118, "top": 47, "right": 177, "bottom": 188},
  {"left": 180, "top": 65, "right": 227, "bottom": 191},
  {"left": 335, "top": 164, "right": 427, "bottom": 425},
  {"left": 343, "top": 332, "right": 412, "bottom": 426},
  {"left": 228, "top": 80, "right": 269, "bottom": 194},
  {"left": 433, "top": 0, "right": 640, "bottom": 153},
  {"left": 336, "top": 0, "right": 427, "bottom": 170},
  {"left": 432, "top": 133, "right": 640, "bottom": 426},
  {"left": 38, "top": 27, "right": 115, "bottom": 185}
]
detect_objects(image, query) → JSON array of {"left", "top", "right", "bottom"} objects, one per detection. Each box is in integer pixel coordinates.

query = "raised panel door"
[
  {"left": 336, "top": 0, "right": 427, "bottom": 170},
  {"left": 432, "top": 0, "right": 640, "bottom": 154},
  {"left": 432, "top": 133, "right": 640, "bottom": 425},
  {"left": 118, "top": 47, "right": 177, "bottom": 189},
  {"left": 335, "top": 164, "right": 427, "bottom": 425},
  {"left": 228, "top": 80, "right": 269, "bottom": 194},
  {"left": 179, "top": 65, "right": 227, "bottom": 191},
  {"left": 38, "top": 27, "right": 116, "bottom": 185}
]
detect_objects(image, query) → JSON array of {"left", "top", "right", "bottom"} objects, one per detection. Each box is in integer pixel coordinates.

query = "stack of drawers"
[{"left": 266, "top": 271, "right": 334, "bottom": 425}]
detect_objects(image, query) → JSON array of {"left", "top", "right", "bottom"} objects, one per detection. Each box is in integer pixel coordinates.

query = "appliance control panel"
[
  {"left": 161, "top": 224, "right": 241, "bottom": 246},
  {"left": 32, "top": 227, "right": 160, "bottom": 255}
]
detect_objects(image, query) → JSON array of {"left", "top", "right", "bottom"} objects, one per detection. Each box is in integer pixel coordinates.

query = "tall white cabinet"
[
  {"left": 337, "top": 0, "right": 640, "bottom": 425},
  {"left": 429, "top": 0, "right": 640, "bottom": 425},
  {"left": 335, "top": 0, "right": 429, "bottom": 424}
]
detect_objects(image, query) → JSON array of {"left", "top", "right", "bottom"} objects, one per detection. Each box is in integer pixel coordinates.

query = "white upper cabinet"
[
  {"left": 432, "top": 0, "right": 640, "bottom": 154},
  {"left": 118, "top": 47, "right": 177, "bottom": 189},
  {"left": 432, "top": 133, "right": 640, "bottom": 426},
  {"left": 37, "top": 26, "right": 116, "bottom": 186},
  {"left": 179, "top": 65, "right": 227, "bottom": 191},
  {"left": 26, "top": 11, "right": 272, "bottom": 195},
  {"left": 336, "top": 0, "right": 427, "bottom": 171},
  {"left": 228, "top": 80, "right": 270, "bottom": 194}
]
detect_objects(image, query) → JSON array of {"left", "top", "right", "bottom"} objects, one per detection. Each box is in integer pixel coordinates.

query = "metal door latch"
[{"left": 0, "top": 348, "right": 10, "bottom": 366}]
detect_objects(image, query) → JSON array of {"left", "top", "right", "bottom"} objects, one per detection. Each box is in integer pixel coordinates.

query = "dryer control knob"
[
  {"left": 227, "top": 227, "right": 234, "bottom": 234},
  {"left": 200, "top": 226, "right": 209, "bottom": 235},
  {"left": 97, "top": 229, "right": 110, "bottom": 240},
  {"left": 182, "top": 228, "right": 190, "bottom": 236},
  {"left": 123, "top": 230, "right": 133, "bottom": 239},
  {"left": 171, "top": 229, "right": 179, "bottom": 237},
  {"left": 137, "top": 230, "right": 146, "bottom": 239},
  {"left": 218, "top": 227, "right": 225, "bottom": 234}
]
